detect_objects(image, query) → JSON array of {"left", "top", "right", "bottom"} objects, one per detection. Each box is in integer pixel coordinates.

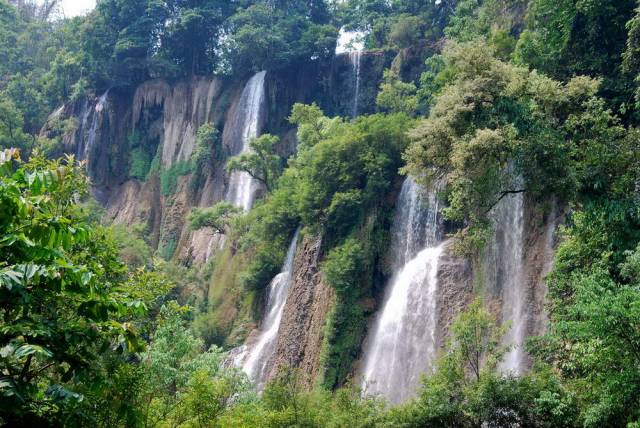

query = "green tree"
[
  {"left": 1, "top": 75, "right": 48, "bottom": 135},
  {"left": 141, "top": 303, "right": 249, "bottom": 427},
  {"left": 0, "top": 150, "right": 145, "bottom": 425},
  {"left": 288, "top": 102, "right": 343, "bottom": 151},
  {"left": 376, "top": 68, "right": 418, "bottom": 115},
  {"left": 540, "top": 209, "right": 640, "bottom": 426},
  {"left": 404, "top": 40, "right": 632, "bottom": 253},
  {"left": 514, "top": 0, "right": 637, "bottom": 119},
  {"left": 390, "top": 300, "right": 578, "bottom": 427},
  {"left": 188, "top": 202, "right": 241, "bottom": 235},
  {"left": 0, "top": 98, "right": 31, "bottom": 151},
  {"left": 226, "top": 134, "right": 282, "bottom": 192},
  {"left": 157, "top": 1, "right": 233, "bottom": 76},
  {"left": 222, "top": 2, "right": 337, "bottom": 74}
]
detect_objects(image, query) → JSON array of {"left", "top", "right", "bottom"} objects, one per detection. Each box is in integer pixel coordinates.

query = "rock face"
[
  {"left": 267, "top": 234, "right": 335, "bottom": 389},
  {"left": 49, "top": 52, "right": 391, "bottom": 265},
  {"left": 44, "top": 51, "right": 559, "bottom": 395},
  {"left": 521, "top": 198, "right": 559, "bottom": 341},
  {"left": 355, "top": 187, "right": 559, "bottom": 402},
  {"left": 435, "top": 239, "right": 475, "bottom": 350},
  {"left": 435, "top": 197, "right": 559, "bottom": 374}
]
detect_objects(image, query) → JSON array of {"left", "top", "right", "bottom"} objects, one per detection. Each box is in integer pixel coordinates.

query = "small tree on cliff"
[
  {"left": 226, "top": 134, "right": 281, "bottom": 192},
  {"left": 188, "top": 202, "right": 241, "bottom": 235}
]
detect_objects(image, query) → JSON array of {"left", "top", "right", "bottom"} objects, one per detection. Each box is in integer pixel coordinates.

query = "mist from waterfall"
[
  {"left": 225, "top": 70, "right": 266, "bottom": 211},
  {"left": 361, "top": 178, "right": 444, "bottom": 404},
  {"left": 238, "top": 229, "right": 300, "bottom": 389}
]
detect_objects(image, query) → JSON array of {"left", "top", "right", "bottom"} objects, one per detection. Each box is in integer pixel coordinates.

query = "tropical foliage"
[{"left": 1, "top": 0, "right": 640, "bottom": 426}]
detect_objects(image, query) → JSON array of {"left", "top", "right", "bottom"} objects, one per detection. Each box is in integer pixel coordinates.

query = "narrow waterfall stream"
[
  {"left": 336, "top": 27, "right": 365, "bottom": 118},
  {"left": 76, "top": 90, "right": 109, "bottom": 165},
  {"left": 225, "top": 70, "right": 267, "bottom": 211},
  {"left": 75, "top": 100, "right": 90, "bottom": 159},
  {"left": 349, "top": 51, "right": 362, "bottom": 118},
  {"left": 238, "top": 229, "right": 300, "bottom": 388},
  {"left": 206, "top": 71, "right": 267, "bottom": 260},
  {"left": 361, "top": 178, "right": 444, "bottom": 404},
  {"left": 488, "top": 191, "right": 527, "bottom": 374}
]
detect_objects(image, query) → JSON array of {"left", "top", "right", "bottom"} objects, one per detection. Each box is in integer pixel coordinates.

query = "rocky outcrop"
[
  {"left": 267, "top": 234, "right": 336, "bottom": 389},
  {"left": 433, "top": 198, "right": 559, "bottom": 370},
  {"left": 324, "top": 50, "right": 395, "bottom": 117},
  {"left": 435, "top": 239, "right": 475, "bottom": 349},
  {"left": 522, "top": 199, "right": 559, "bottom": 339},
  {"left": 133, "top": 78, "right": 224, "bottom": 167}
]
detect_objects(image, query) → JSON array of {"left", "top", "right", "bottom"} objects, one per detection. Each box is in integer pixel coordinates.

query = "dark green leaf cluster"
[
  {"left": 0, "top": 151, "right": 147, "bottom": 425},
  {"left": 337, "top": 0, "right": 456, "bottom": 50}
]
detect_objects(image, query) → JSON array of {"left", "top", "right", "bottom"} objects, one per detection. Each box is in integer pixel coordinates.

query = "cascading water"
[
  {"left": 361, "top": 178, "right": 444, "bottom": 404},
  {"left": 336, "top": 28, "right": 365, "bottom": 118},
  {"left": 86, "top": 91, "right": 109, "bottom": 160},
  {"left": 237, "top": 229, "right": 300, "bottom": 389},
  {"left": 485, "top": 190, "right": 527, "bottom": 374},
  {"left": 225, "top": 71, "right": 267, "bottom": 211},
  {"left": 349, "top": 51, "right": 362, "bottom": 118},
  {"left": 75, "top": 100, "right": 90, "bottom": 160},
  {"left": 76, "top": 90, "right": 109, "bottom": 167}
]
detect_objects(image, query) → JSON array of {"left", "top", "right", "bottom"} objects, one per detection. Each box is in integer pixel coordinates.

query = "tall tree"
[{"left": 0, "top": 151, "right": 144, "bottom": 425}]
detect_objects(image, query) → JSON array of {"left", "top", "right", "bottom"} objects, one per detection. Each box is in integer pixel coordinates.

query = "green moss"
[
  {"left": 126, "top": 131, "right": 156, "bottom": 181},
  {"left": 160, "top": 161, "right": 192, "bottom": 196},
  {"left": 205, "top": 243, "right": 259, "bottom": 347},
  {"left": 159, "top": 237, "right": 177, "bottom": 261},
  {"left": 147, "top": 144, "right": 162, "bottom": 179},
  {"left": 320, "top": 236, "right": 369, "bottom": 389}
]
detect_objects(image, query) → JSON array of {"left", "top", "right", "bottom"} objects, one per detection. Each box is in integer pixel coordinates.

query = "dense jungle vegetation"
[{"left": 1, "top": 0, "right": 640, "bottom": 426}]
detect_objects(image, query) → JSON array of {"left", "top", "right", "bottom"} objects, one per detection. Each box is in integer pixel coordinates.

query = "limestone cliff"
[
  {"left": 47, "top": 51, "right": 390, "bottom": 266},
  {"left": 42, "top": 49, "right": 560, "bottom": 394},
  {"left": 266, "top": 234, "right": 335, "bottom": 389},
  {"left": 433, "top": 196, "right": 560, "bottom": 372}
]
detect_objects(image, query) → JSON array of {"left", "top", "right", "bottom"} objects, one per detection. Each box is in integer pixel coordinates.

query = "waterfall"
[
  {"left": 225, "top": 71, "right": 267, "bottom": 211},
  {"left": 486, "top": 191, "right": 527, "bottom": 374},
  {"left": 77, "top": 90, "right": 109, "bottom": 166},
  {"left": 349, "top": 51, "right": 362, "bottom": 118},
  {"left": 86, "top": 91, "right": 109, "bottom": 161},
  {"left": 237, "top": 229, "right": 300, "bottom": 389},
  {"left": 336, "top": 28, "right": 364, "bottom": 118},
  {"left": 361, "top": 178, "right": 444, "bottom": 404},
  {"left": 75, "top": 100, "right": 90, "bottom": 160}
]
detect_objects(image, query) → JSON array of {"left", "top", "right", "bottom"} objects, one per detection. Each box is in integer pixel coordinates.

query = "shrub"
[
  {"left": 160, "top": 161, "right": 192, "bottom": 196},
  {"left": 159, "top": 237, "right": 177, "bottom": 261},
  {"left": 129, "top": 146, "right": 152, "bottom": 180}
]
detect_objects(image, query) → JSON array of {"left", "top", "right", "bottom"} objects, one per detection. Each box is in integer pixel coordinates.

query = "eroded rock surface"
[{"left": 267, "top": 234, "right": 335, "bottom": 389}]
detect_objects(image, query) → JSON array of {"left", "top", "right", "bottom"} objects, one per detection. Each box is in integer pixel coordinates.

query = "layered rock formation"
[
  {"left": 266, "top": 234, "right": 336, "bottom": 389},
  {"left": 48, "top": 51, "right": 391, "bottom": 266},
  {"left": 44, "top": 48, "right": 560, "bottom": 401}
]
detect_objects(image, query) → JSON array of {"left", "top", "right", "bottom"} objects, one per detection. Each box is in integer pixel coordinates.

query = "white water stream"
[
  {"left": 225, "top": 70, "right": 267, "bottom": 211},
  {"left": 349, "top": 51, "right": 362, "bottom": 118},
  {"left": 488, "top": 191, "right": 527, "bottom": 374},
  {"left": 361, "top": 178, "right": 444, "bottom": 404},
  {"left": 205, "top": 71, "right": 267, "bottom": 260},
  {"left": 236, "top": 229, "right": 300, "bottom": 388},
  {"left": 76, "top": 90, "right": 109, "bottom": 165},
  {"left": 336, "top": 28, "right": 365, "bottom": 117}
]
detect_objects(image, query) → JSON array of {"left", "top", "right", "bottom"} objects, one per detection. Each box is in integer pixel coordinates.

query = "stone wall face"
[{"left": 267, "top": 234, "right": 335, "bottom": 389}]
